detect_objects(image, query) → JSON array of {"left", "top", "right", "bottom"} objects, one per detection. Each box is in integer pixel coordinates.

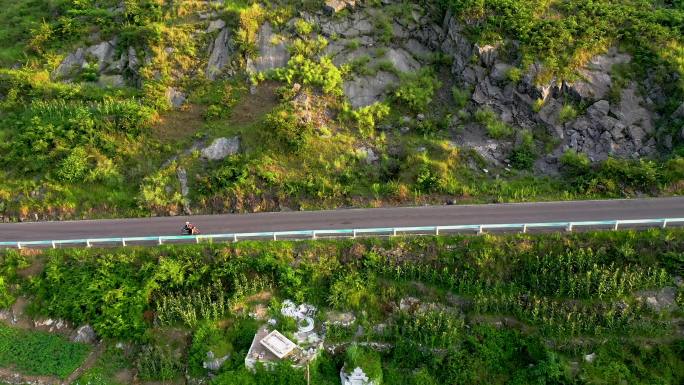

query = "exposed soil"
[
  {"left": 228, "top": 81, "right": 280, "bottom": 126},
  {"left": 152, "top": 103, "right": 206, "bottom": 142}
]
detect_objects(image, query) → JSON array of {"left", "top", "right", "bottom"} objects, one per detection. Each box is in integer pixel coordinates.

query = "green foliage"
[
  {"left": 559, "top": 104, "right": 578, "bottom": 123},
  {"left": 271, "top": 55, "right": 344, "bottom": 96},
  {"left": 136, "top": 343, "right": 184, "bottom": 381},
  {"left": 264, "top": 104, "right": 313, "bottom": 150},
  {"left": 451, "top": 85, "right": 471, "bottom": 108},
  {"left": 328, "top": 271, "right": 376, "bottom": 310},
  {"left": 474, "top": 107, "right": 513, "bottom": 139},
  {"left": 0, "top": 323, "right": 89, "bottom": 378},
  {"left": 294, "top": 19, "right": 313, "bottom": 35},
  {"left": 393, "top": 69, "right": 442, "bottom": 111},
  {"left": 57, "top": 147, "right": 90, "bottom": 182},
  {"left": 236, "top": 3, "right": 265, "bottom": 57},
  {"left": 510, "top": 131, "right": 536, "bottom": 170},
  {"left": 347, "top": 102, "right": 391, "bottom": 137}
]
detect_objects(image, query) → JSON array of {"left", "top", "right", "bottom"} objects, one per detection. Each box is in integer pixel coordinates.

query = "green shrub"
[
  {"left": 236, "top": 3, "right": 265, "bottom": 57},
  {"left": 510, "top": 131, "right": 537, "bottom": 170},
  {"left": 474, "top": 107, "right": 513, "bottom": 139},
  {"left": 559, "top": 104, "right": 578, "bottom": 123},
  {"left": 136, "top": 344, "right": 184, "bottom": 381},
  {"left": 294, "top": 19, "right": 313, "bottom": 35},
  {"left": 0, "top": 277, "right": 13, "bottom": 309},
  {"left": 348, "top": 102, "right": 390, "bottom": 137},
  {"left": 56, "top": 147, "right": 90, "bottom": 182},
  {"left": 559, "top": 150, "right": 591, "bottom": 177},
  {"left": 451, "top": 86, "right": 471, "bottom": 108},
  {"left": 271, "top": 55, "right": 344, "bottom": 96},
  {"left": 264, "top": 104, "right": 313, "bottom": 149},
  {"left": 394, "top": 69, "right": 442, "bottom": 111},
  {"left": 507, "top": 67, "right": 523, "bottom": 83}
]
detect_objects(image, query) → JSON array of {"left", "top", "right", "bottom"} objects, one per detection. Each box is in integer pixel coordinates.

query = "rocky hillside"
[{"left": 0, "top": 0, "right": 683, "bottom": 220}]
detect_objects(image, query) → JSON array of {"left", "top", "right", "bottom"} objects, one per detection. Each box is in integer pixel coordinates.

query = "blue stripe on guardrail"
[{"left": 2, "top": 217, "right": 684, "bottom": 249}]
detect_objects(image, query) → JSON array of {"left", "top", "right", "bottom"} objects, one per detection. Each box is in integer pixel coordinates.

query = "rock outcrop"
[
  {"left": 206, "top": 26, "right": 235, "bottom": 80},
  {"left": 201, "top": 137, "right": 241, "bottom": 160},
  {"left": 246, "top": 22, "right": 290, "bottom": 73}
]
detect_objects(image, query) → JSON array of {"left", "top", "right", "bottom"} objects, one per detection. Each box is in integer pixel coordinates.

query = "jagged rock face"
[
  {"left": 565, "top": 49, "right": 631, "bottom": 101},
  {"left": 323, "top": 0, "right": 357, "bottom": 15},
  {"left": 430, "top": 10, "right": 661, "bottom": 167},
  {"left": 246, "top": 22, "right": 290, "bottom": 74},
  {"left": 206, "top": 26, "right": 235, "bottom": 80}
]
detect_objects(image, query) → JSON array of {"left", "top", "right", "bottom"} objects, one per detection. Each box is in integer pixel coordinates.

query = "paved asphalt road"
[{"left": 1, "top": 197, "right": 683, "bottom": 242}]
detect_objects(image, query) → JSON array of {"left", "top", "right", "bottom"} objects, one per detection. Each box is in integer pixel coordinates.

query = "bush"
[
  {"left": 349, "top": 102, "right": 390, "bottom": 137},
  {"left": 394, "top": 69, "right": 442, "bottom": 111},
  {"left": 559, "top": 104, "right": 578, "bottom": 123},
  {"left": 451, "top": 85, "right": 471, "bottom": 108},
  {"left": 474, "top": 107, "right": 513, "bottom": 139},
  {"left": 271, "top": 55, "right": 344, "bottom": 96},
  {"left": 559, "top": 150, "right": 591, "bottom": 177},
  {"left": 136, "top": 344, "right": 184, "bottom": 381},
  {"left": 510, "top": 131, "right": 537, "bottom": 170},
  {"left": 57, "top": 147, "right": 90, "bottom": 182},
  {"left": 264, "top": 104, "right": 313, "bottom": 149},
  {"left": 294, "top": 19, "right": 313, "bottom": 35},
  {"left": 236, "top": 4, "right": 265, "bottom": 57}
]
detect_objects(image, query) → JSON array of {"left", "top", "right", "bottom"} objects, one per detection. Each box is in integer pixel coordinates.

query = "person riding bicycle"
[{"left": 182, "top": 221, "right": 199, "bottom": 235}]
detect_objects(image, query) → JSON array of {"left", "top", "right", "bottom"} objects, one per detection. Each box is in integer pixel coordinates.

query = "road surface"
[{"left": 1, "top": 197, "right": 683, "bottom": 242}]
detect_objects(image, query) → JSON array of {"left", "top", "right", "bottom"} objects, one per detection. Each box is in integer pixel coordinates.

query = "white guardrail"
[{"left": 1, "top": 218, "right": 683, "bottom": 250}]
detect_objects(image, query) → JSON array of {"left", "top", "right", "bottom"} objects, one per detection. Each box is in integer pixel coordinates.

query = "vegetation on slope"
[
  {"left": 0, "top": 0, "right": 682, "bottom": 221},
  {"left": 0, "top": 229, "right": 682, "bottom": 383}
]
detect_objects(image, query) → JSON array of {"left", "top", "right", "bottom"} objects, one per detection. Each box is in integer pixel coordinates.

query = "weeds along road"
[{"left": 0, "top": 197, "right": 683, "bottom": 242}]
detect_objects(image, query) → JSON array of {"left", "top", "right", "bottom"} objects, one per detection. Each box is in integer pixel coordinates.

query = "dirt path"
[{"left": 63, "top": 342, "right": 105, "bottom": 384}]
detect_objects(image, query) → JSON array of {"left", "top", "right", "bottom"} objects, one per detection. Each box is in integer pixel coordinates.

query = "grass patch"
[{"left": 0, "top": 324, "right": 90, "bottom": 378}]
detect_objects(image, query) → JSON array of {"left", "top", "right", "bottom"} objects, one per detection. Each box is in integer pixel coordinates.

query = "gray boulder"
[
  {"left": 52, "top": 48, "right": 86, "bottom": 79},
  {"left": 98, "top": 74, "right": 125, "bottom": 87},
  {"left": 166, "top": 87, "right": 186, "bottom": 109},
  {"left": 344, "top": 71, "right": 398, "bottom": 108},
  {"left": 323, "top": 0, "right": 356, "bottom": 15},
  {"left": 177, "top": 167, "right": 189, "bottom": 198},
  {"left": 206, "top": 28, "right": 235, "bottom": 80},
  {"left": 246, "top": 22, "right": 290, "bottom": 73},
  {"left": 610, "top": 84, "right": 654, "bottom": 133},
  {"left": 203, "top": 351, "right": 230, "bottom": 371},
  {"left": 201, "top": 137, "right": 240, "bottom": 160},
  {"left": 565, "top": 50, "right": 631, "bottom": 102},
  {"left": 384, "top": 48, "right": 421, "bottom": 73},
  {"left": 87, "top": 40, "right": 117, "bottom": 72},
  {"left": 72, "top": 324, "right": 97, "bottom": 344},
  {"left": 207, "top": 19, "right": 226, "bottom": 33},
  {"left": 671, "top": 102, "right": 684, "bottom": 119}
]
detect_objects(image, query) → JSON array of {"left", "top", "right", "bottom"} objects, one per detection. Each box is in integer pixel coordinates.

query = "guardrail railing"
[{"left": 1, "top": 217, "right": 683, "bottom": 250}]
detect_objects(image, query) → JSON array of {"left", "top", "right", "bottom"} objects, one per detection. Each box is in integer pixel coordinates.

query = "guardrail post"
[
  {"left": 16, "top": 242, "right": 21, "bottom": 250},
  {"left": 567, "top": 223, "right": 573, "bottom": 232},
  {"left": 662, "top": 220, "right": 668, "bottom": 229},
  {"left": 614, "top": 221, "right": 619, "bottom": 231},
  {"left": 273, "top": 233, "right": 277, "bottom": 241},
  {"left": 122, "top": 239, "right": 126, "bottom": 247},
  {"left": 312, "top": 231, "right": 317, "bottom": 240},
  {"left": 52, "top": 241, "right": 56, "bottom": 249},
  {"left": 392, "top": 228, "right": 397, "bottom": 237},
  {"left": 158, "top": 237, "right": 163, "bottom": 245},
  {"left": 233, "top": 234, "right": 238, "bottom": 243},
  {"left": 435, "top": 227, "right": 440, "bottom": 236},
  {"left": 477, "top": 225, "right": 484, "bottom": 235},
  {"left": 195, "top": 236, "right": 200, "bottom": 244},
  {"left": 86, "top": 240, "right": 92, "bottom": 248},
  {"left": 522, "top": 224, "right": 527, "bottom": 234},
  {"left": 352, "top": 230, "right": 357, "bottom": 239}
]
